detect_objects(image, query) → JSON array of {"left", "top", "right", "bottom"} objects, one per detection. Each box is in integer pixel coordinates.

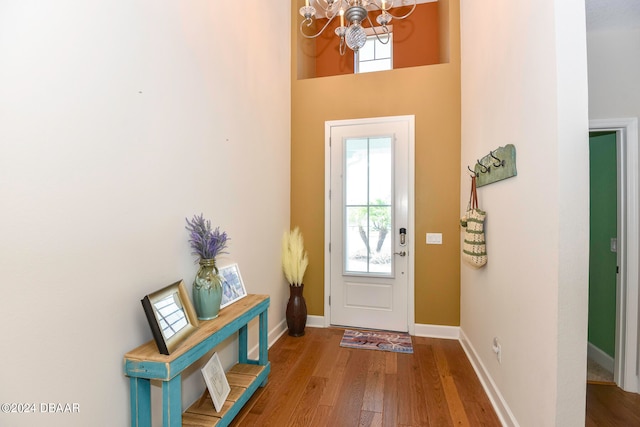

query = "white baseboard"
[
  {"left": 248, "top": 316, "right": 325, "bottom": 359},
  {"left": 587, "top": 341, "right": 614, "bottom": 373},
  {"left": 269, "top": 318, "right": 289, "bottom": 347},
  {"left": 248, "top": 318, "right": 288, "bottom": 360},
  {"left": 284, "top": 317, "right": 461, "bottom": 339},
  {"left": 306, "top": 315, "right": 325, "bottom": 328},
  {"left": 459, "top": 329, "right": 518, "bottom": 427},
  {"left": 414, "top": 323, "right": 460, "bottom": 339}
]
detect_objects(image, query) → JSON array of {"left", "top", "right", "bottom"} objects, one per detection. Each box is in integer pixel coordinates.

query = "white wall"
[
  {"left": 460, "top": 0, "right": 589, "bottom": 425},
  {"left": 588, "top": 27, "right": 640, "bottom": 121},
  {"left": 0, "top": 1, "right": 291, "bottom": 426}
]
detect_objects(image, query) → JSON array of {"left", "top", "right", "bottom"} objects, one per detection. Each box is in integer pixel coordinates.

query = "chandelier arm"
[
  {"left": 299, "top": 15, "right": 339, "bottom": 39},
  {"left": 339, "top": 37, "right": 347, "bottom": 55},
  {"left": 366, "top": 15, "right": 391, "bottom": 45},
  {"left": 384, "top": 0, "right": 417, "bottom": 20},
  {"left": 318, "top": 0, "right": 342, "bottom": 19}
]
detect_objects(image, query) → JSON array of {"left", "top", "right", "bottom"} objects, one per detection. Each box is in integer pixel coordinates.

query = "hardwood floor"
[
  {"left": 230, "top": 327, "right": 501, "bottom": 427},
  {"left": 586, "top": 383, "right": 640, "bottom": 427},
  {"left": 226, "top": 326, "right": 640, "bottom": 426}
]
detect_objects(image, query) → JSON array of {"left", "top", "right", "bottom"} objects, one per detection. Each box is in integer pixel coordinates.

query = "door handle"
[{"left": 394, "top": 251, "right": 406, "bottom": 257}]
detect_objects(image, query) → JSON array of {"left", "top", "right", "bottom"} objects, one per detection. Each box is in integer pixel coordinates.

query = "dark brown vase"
[{"left": 286, "top": 284, "right": 307, "bottom": 337}]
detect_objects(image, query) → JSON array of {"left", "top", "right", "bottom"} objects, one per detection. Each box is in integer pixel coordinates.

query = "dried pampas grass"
[{"left": 282, "top": 227, "right": 308, "bottom": 286}]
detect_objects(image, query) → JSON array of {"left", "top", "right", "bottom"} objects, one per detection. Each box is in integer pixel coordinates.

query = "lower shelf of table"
[{"left": 182, "top": 363, "right": 268, "bottom": 427}]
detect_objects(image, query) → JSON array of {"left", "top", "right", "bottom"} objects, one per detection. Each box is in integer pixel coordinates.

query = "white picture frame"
[
  {"left": 219, "top": 263, "right": 247, "bottom": 309},
  {"left": 200, "top": 352, "right": 230, "bottom": 413}
]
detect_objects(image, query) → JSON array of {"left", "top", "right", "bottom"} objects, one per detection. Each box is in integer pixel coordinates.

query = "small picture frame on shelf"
[
  {"left": 219, "top": 263, "right": 247, "bottom": 309},
  {"left": 141, "top": 280, "right": 199, "bottom": 355},
  {"left": 201, "top": 352, "right": 230, "bottom": 413}
]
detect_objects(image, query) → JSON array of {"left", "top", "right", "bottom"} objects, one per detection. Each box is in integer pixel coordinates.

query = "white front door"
[{"left": 326, "top": 116, "right": 414, "bottom": 332}]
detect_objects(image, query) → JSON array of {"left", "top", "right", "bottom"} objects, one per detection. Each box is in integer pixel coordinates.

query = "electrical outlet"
[{"left": 492, "top": 337, "right": 502, "bottom": 364}]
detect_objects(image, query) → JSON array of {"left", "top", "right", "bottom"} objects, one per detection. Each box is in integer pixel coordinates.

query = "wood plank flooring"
[
  {"left": 230, "top": 327, "right": 501, "bottom": 427},
  {"left": 586, "top": 383, "right": 640, "bottom": 427},
  {"left": 227, "top": 327, "right": 640, "bottom": 426}
]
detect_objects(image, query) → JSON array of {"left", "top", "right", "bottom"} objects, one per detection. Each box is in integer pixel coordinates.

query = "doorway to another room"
[
  {"left": 587, "top": 131, "right": 617, "bottom": 384},
  {"left": 588, "top": 118, "right": 640, "bottom": 394}
]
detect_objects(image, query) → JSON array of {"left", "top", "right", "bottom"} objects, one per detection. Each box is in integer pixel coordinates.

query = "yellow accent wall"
[{"left": 291, "top": 0, "right": 461, "bottom": 326}]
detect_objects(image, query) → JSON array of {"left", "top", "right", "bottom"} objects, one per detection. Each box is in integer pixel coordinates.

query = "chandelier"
[{"left": 299, "top": 0, "right": 417, "bottom": 55}]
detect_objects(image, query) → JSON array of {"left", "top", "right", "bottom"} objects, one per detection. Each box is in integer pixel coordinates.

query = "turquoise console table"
[{"left": 124, "top": 294, "right": 270, "bottom": 427}]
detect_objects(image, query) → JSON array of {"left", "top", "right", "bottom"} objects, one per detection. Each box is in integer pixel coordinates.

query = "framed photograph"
[
  {"left": 219, "top": 263, "right": 247, "bottom": 309},
  {"left": 201, "top": 352, "right": 230, "bottom": 412},
  {"left": 141, "top": 280, "right": 199, "bottom": 355}
]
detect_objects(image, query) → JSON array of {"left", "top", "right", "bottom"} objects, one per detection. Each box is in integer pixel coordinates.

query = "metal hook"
[
  {"left": 490, "top": 150, "right": 505, "bottom": 168},
  {"left": 476, "top": 159, "right": 489, "bottom": 173},
  {"left": 467, "top": 165, "right": 478, "bottom": 177}
]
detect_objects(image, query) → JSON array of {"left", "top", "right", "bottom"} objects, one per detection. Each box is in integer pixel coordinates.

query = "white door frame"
[
  {"left": 589, "top": 117, "right": 639, "bottom": 393},
  {"left": 324, "top": 115, "right": 416, "bottom": 335}
]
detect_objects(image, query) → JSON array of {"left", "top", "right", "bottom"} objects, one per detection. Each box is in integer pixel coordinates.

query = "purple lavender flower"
[{"left": 185, "top": 214, "right": 229, "bottom": 260}]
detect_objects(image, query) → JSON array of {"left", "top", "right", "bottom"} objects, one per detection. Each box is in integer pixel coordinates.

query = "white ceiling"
[
  {"left": 407, "top": 0, "right": 640, "bottom": 32},
  {"left": 585, "top": 0, "right": 640, "bottom": 31},
  {"left": 392, "top": 1, "right": 640, "bottom": 32}
]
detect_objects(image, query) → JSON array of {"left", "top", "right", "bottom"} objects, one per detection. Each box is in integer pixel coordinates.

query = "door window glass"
[{"left": 344, "top": 136, "right": 393, "bottom": 275}]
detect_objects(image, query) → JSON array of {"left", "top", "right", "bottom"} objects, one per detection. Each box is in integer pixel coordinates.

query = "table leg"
[
  {"left": 130, "top": 377, "right": 151, "bottom": 427},
  {"left": 163, "top": 374, "right": 182, "bottom": 427},
  {"left": 259, "top": 309, "right": 269, "bottom": 385},
  {"left": 238, "top": 324, "right": 248, "bottom": 364},
  {"left": 259, "top": 309, "right": 268, "bottom": 365}
]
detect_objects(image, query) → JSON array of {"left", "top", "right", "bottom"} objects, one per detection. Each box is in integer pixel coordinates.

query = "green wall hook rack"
[{"left": 472, "top": 144, "right": 517, "bottom": 187}]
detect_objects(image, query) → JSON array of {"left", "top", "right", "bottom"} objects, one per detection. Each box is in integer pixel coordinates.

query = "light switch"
[
  {"left": 611, "top": 238, "right": 617, "bottom": 253},
  {"left": 426, "top": 233, "right": 443, "bottom": 245}
]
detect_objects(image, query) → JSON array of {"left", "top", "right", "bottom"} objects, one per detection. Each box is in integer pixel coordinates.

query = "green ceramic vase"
[{"left": 193, "top": 258, "right": 223, "bottom": 320}]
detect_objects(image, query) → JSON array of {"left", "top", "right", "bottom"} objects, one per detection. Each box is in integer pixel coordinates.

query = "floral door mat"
[{"left": 339, "top": 329, "right": 414, "bottom": 354}]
